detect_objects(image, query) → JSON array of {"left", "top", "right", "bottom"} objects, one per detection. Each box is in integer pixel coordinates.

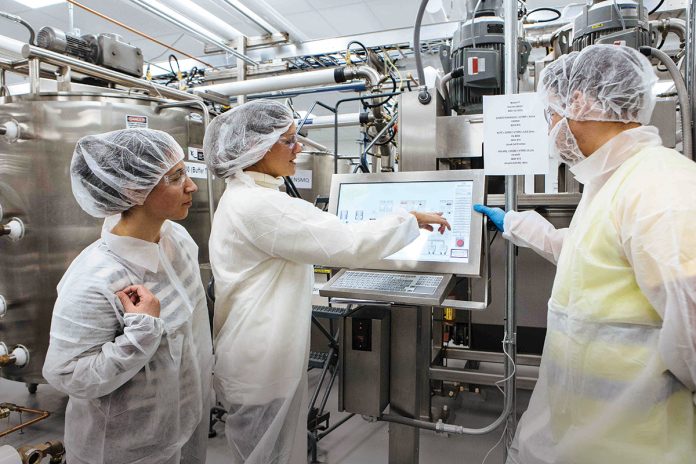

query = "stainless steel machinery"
[{"left": 0, "top": 86, "right": 220, "bottom": 386}]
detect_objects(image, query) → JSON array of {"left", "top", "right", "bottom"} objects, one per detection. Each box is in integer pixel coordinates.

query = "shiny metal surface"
[
  {"left": 503, "top": 0, "right": 520, "bottom": 449},
  {"left": 436, "top": 114, "right": 484, "bottom": 158},
  {"left": 293, "top": 152, "right": 352, "bottom": 204},
  {"left": 0, "top": 92, "right": 222, "bottom": 384},
  {"left": 398, "top": 90, "right": 445, "bottom": 172}
]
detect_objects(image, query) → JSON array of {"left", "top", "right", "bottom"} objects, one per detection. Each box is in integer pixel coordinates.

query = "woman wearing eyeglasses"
[
  {"left": 43, "top": 129, "right": 213, "bottom": 464},
  {"left": 204, "top": 100, "right": 451, "bottom": 464}
]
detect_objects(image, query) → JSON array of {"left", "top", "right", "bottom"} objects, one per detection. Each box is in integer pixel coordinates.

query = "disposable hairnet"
[
  {"left": 203, "top": 100, "right": 293, "bottom": 179},
  {"left": 566, "top": 45, "right": 657, "bottom": 124},
  {"left": 71, "top": 129, "right": 184, "bottom": 218},
  {"left": 538, "top": 51, "right": 579, "bottom": 116}
]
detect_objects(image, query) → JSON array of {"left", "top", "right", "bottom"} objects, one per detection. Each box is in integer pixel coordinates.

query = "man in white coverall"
[
  {"left": 204, "top": 99, "right": 451, "bottom": 464},
  {"left": 476, "top": 44, "right": 696, "bottom": 463}
]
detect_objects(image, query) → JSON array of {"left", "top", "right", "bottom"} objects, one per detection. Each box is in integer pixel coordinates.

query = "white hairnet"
[
  {"left": 566, "top": 45, "right": 657, "bottom": 124},
  {"left": 203, "top": 100, "right": 293, "bottom": 179},
  {"left": 538, "top": 51, "right": 579, "bottom": 116},
  {"left": 71, "top": 128, "right": 184, "bottom": 218}
]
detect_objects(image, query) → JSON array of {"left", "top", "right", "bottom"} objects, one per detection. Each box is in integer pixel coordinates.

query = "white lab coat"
[
  {"left": 502, "top": 126, "right": 664, "bottom": 264},
  {"left": 507, "top": 126, "right": 696, "bottom": 463},
  {"left": 43, "top": 217, "right": 213, "bottom": 464},
  {"left": 210, "top": 170, "right": 420, "bottom": 464}
]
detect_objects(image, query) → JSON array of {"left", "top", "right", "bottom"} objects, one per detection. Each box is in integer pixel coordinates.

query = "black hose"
[
  {"left": 413, "top": 0, "right": 432, "bottom": 104},
  {"left": 360, "top": 74, "right": 397, "bottom": 108},
  {"left": 0, "top": 12, "right": 36, "bottom": 45},
  {"left": 346, "top": 40, "right": 370, "bottom": 62},
  {"left": 649, "top": 0, "right": 665, "bottom": 15},
  {"left": 526, "top": 7, "right": 561, "bottom": 23}
]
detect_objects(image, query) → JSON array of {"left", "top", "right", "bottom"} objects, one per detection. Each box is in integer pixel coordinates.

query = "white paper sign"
[
  {"left": 184, "top": 161, "right": 208, "bottom": 179},
  {"left": 483, "top": 93, "right": 548, "bottom": 175},
  {"left": 291, "top": 169, "right": 313, "bottom": 189}
]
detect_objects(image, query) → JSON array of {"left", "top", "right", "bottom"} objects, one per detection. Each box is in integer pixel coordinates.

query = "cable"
[
  {"left": 0, "top": 12, "right": 36, "bottom": 45},
  {"left": 360, "top": 74, "right": 397, "bottom": 108},
  {"left": 525, "top": 7, "right": 561, "bottom": 23},
  {"left": 481, "top": 424, "right": 508, "bottom": 464},
  {"left": 648, "top": 0, "right": 665, "bottom": 15},
  {"left": 346, "top": 40, "right": 370, "bottom": 59},
  {"left": 148, "top": 33, "right": 186, "bottom": 63}
]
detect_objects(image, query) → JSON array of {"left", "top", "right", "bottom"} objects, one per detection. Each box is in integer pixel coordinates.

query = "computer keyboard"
[{"left": 331, "top": 271, "right": 443, "bottom": 295}]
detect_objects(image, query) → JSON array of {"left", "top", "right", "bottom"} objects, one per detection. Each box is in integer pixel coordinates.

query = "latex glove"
[{"left": 473, "top": 204, "right": 505, "bottom": 232}]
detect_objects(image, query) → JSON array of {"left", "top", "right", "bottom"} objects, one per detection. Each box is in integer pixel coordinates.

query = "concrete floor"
[{"left": 0, "top": 371, "right": 531, "bottom": 464}]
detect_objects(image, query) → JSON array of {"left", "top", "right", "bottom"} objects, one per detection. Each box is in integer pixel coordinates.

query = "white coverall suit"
[
  {"left": 210, "top": 170, "right": 420, "bottom": 464},
  {"left": 43, "top": 217, "right": 213, "bottom": 464},
  {"left": 504, "top": 126, "right": 696, "bottom": 463}
]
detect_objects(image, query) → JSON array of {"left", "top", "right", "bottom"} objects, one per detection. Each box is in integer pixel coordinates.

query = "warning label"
[{"left": 126, "top": 115, "right": 148, "bottom": 129}]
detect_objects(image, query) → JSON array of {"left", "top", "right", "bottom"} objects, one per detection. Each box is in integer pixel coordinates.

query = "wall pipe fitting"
[
  {"left": 640, "top": 46, "right": 692, "bottom": 159},
  {"left": 0, "top": 344, "right": 29, "bottom": 369},
  {"left": 0, "top": 217, "right": 24, "bottom": 241}
]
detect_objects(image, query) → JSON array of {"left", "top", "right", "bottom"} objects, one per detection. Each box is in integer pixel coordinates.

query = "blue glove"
[{"left": 473, "top": 204, "right": 505, "bottom": 232}]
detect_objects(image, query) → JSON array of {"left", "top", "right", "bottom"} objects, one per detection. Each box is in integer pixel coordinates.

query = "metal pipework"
[
  {"left": 0, "top": 35, "right": 205, "bottom": 103},
  {"left": 0, "top": 217, "right": 24, "bottom": 241},
  {"left": 126, "top": 0, "right": 257, "bottom": 66},
  {"left": 155, "top": 101, "right": 214, "bottom": 225},
  {"left": 195, "top": 65, "right": 381, "bottom": 98},
  {"left": 0, "top": 403, "right": 49, "bottom": 438},
  {"left": 640, "top": 46, "right": 693, "bottom": 160},
  {"left": 0, "top": 11, "right": 36, "bottom": 45},
  {"left": 0, "top": 344, "right": 29, "bottom": 369},
  {"left": 689, "top": 0, "right": 696, "bottom": 157},
  {"left": 651, "top": 17, "right": 687, "bottom": 43},
  {"left": 17, "top": 440, "right": 65, "bottom": 464},
  {"left": 503, "top": 0, "right": 519, "bottom": 453},
  {"left": 295, "top": 112, "right": 373, "bottom": 130}
]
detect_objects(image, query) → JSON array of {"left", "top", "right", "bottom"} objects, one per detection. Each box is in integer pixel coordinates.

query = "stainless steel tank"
[
  {"left": 294, "top": 152, "right": 353, "bottom": 204},
  {"left": 0, "top": 90, "right": 222, "bottom": 384}
]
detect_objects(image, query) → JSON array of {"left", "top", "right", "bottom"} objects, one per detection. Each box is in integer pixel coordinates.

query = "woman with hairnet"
[
  {"left": 42, "top": 129, "right": 213, "bottom": 464},
  {"left": 480, "top": 45, "right": 696, "bottom": 463},
  {"left": 204, "top": 99, "right": 451, "bottom": 463}
]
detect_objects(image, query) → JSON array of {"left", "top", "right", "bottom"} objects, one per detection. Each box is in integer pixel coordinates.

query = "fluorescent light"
[{"left": 12, "top": 0, "right": 65, "bottom": 8}]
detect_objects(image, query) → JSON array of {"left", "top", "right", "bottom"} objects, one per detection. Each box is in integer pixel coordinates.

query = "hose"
[
  {"left": 0, "top": 11, "right": 36, "bottom": 45},
  {"left": 648, "top": 0, "right": 664, "bottom": 15},
  {"left": 523, "top": 7, "right": 561, "bottom": 24},
  {"left": 639, "top": 46, "right": 692, "bottom": 159},
  {"left": 413, "top": 0, "right": 432, "bottom": 104}
]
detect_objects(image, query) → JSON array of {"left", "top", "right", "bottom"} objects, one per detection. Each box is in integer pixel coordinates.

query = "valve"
[
  {"left": 0, "top": 119, "right": 20, "bottom": 143},
  {"left": 0, "top": 344, "right": 29, "bottom": 368},
  {"left": 0, "top": 217, "right": 24, "bottom": 241}
]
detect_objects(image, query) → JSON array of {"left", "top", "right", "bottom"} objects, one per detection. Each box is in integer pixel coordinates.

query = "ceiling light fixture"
[{"left": 128, "top": 0, "right": 257, "bottom": 65}]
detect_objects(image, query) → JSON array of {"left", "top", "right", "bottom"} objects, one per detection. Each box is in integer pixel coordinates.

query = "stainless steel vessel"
[{"left": 0, "top": 90, "right": 221, "bottom": 384}]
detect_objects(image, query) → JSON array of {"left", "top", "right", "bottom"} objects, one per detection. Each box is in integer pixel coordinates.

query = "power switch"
[{"left": 351, "top": 318, "right": 372, "bottom": 352}]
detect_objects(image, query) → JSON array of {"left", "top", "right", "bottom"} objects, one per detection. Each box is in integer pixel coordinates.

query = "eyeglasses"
[
  {"left": 544, "top": 108, "right": 557, "bottom": 126},
  {"left": 162, "top": 167, "right": 188, "bottom": 186},
  {"left": 278, "top": 134, "right": 299, "bottom": 150}
]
